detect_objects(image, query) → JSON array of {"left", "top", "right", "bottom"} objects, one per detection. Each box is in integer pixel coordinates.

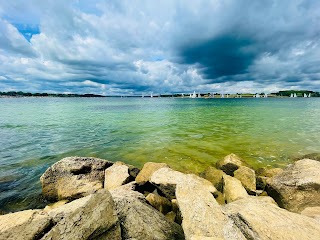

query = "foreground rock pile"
[{"left": 1, "top": 154, "right": 320, "bottom": 240}]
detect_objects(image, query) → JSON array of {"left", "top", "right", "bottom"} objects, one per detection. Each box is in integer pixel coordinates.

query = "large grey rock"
[
  {"left": 266, "top": 159, "right": 320, "bottom": 213},
  {"left": 105, "top": 162, "right": 131, "bottom": 190},
  {"left": 176, "top": 174, "right": 245, "bottom": 240},
  {"left": 0, "top": 210, "right": 52, "bottom": 240},
  {"left": 224, "top": 197, "right": 320, "bottom": 240},
  {"left": 40, "top": 157, "right": 113, "bottom": 200},
  {"left": 43, "top": 189, "right": 121, "bottom": 240},
  {"left": 216, "top": 153, "right": 245, "bottom": 176},
  {"left": 150, "top": 167, "right": 218, "bottom": 199},
  {"left": 234, "top": 166, "right": 256, "bottom": 194},
  {"left": 199, "top": 166, "right": 225, "bottom": 192},
  {"left": 110, "top": 187, "right": 184, "bottom": 240},
  {"left": 223, "top": 175, "right": 248, "bottom": 203},
  {"left": 136, "top": 162, "right": 169, "bottom": 185}
]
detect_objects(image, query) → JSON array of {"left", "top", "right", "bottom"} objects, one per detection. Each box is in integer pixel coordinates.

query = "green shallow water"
[{"left": 0, "top": 97, "right": 320, "bottom": 211}]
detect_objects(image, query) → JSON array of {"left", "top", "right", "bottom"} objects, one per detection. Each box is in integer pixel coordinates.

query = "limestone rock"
[
  {"left": 135, "top": 162, "right": 169, "bottom": 184},
  {"left": 234, "top": 166, "right": 256, "bottom": 194},
  {"left": 224, "top": 197, "right": 320, "bottom": 240},
  {"left": 110, "top": 187, "right": 185, "bottom": 240},
  {"left": 266, "top": 159, "right": 320, "bottom": 213},
  {"left": 223, "top": 175, "right": 248, "bottom": 203},
  {"left": 176, "top": 174, "right": 245, "bottom": 240},
  {"left": 105, "top": 162, "right": 131, "bottom": 190},
  {"left": 199, "top": 166, "right": 225, "bottom": 192},
  {"left": 43, "top": 200, "right": 69, "bottom": 212},
  {"left": 0, "top": 210, "right": 52, "bottom": 240},
  {"left": 150, "top": 167, "right": 218, "bottom": 199},
  {"left": 146, "top": 193, "right": 172, "bottom": 214},
  {"left": 301, "top": 206, "right": 320, "bottom": 223},
  {"left": 165, "top": 211, "right": 176, "bottom": 222},
  {"left": 216, "top": 153, "right": 244, "bottom": 176},
  {"left": 43, "top": 189, "right": 120, "bottom": 240},
  {"left": 296, "top": 152, "right": 320, "bottom": 161},
  {"left": 256, "top": 167, "right": 283, "bottom": 190},
  {"left": 40, "top": 156, "right": 113, "bottom": 200}
]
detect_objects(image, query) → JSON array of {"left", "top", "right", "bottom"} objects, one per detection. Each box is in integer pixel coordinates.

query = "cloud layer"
[{"left": 0, "top": 0, "right": 320, "bottom": 94}]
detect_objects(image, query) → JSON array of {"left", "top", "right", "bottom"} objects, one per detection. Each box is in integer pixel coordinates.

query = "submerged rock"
[
  {"left": 135, "top": 162, "right": 169, "bottom": 185},
  {"left": 223, "top": 175, "right": 248, "bottom": 203},
  {"left": 110, "top": 187, "right": 185, "bottom": 240},
  {"left": 266, "top": 159, "right": 320, "bottom": 213},
  {"left": 40, "top": 156, "right": 113, "bottom": 201},
  {"left": 224, "top": 197, "right": 320, "bottom": 240},
  {"left": 216, "top": 153, "right": 245, "bottom": 176},
  {"left": 234, "top": 166, "right": 256, "bottom": 194}
]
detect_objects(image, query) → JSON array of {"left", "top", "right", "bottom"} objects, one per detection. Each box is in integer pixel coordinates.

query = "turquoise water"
[{"left": 0, "top": 97, "right": 320, "bottom": 211}]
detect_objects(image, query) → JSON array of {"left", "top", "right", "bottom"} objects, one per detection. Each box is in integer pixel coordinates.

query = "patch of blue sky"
[{"left": 13, "top": 23, "right": 40, "bottom": 42}]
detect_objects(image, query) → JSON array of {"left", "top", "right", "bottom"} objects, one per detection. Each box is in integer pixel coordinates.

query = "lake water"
[{"left": 0, "top": 97, "right": 319, "bottom": 211}]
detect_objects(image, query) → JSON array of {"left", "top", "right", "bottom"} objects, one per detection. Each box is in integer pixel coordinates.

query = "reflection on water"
[{"left": 0, "top": 97, "right": 319, "bottom": 211}]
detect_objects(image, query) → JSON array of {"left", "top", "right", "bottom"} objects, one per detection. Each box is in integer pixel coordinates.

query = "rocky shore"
[{"left": 0, "top": 154, "right": 320, "bottom": 240}]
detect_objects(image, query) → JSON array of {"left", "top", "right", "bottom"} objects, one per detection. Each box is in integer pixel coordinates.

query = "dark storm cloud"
[{"left": 179, "top": 34, "right": 257, "bottom": 78}]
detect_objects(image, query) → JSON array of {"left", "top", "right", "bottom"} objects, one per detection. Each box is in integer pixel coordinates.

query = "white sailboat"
[
  {"left": 294, "top": 93, "right": 297, "bottom": 98},
  {"left": 264, "top": 93, "right": 268, "bottom": 98},
  {"left": 290, "top": 93, "right": 294, "bottom": 98},
  {"left": 150, "top": 92, "right": 153, "bottom": 98},
  {"left": 221, "top": 93, "right": 224, "bottom": 98},
  {"left": 191, "top": 91, "right": 196, "bottom": 98}
]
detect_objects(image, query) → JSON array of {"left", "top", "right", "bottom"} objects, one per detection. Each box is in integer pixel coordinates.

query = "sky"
[{"left": 0, "top": 0, "right": 320, "bottom": 95}]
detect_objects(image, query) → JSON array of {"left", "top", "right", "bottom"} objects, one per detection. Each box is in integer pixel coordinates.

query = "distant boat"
[
  {"left": 221, "top": 94, "right": 224, "bottom": 98},
  {"left": 294, "top": 93, "right": 297, "bottom": 98},
  {"left": 191, "top": 91, "right": 196, "bottom": 98},
  {"left": 290, "top": 93, "right": 294, "bottom": 98},
  {"left": 255, "top": 94, "right": 260, "bottom": 98},
  {"left": 198, "top": 93, "right": 201, "bottom": 98},
  {"left": 308, "top": 93, "right": 311, "bottom": 98},
  {"left": 226, "top": 94, "right": 229, "bottom": 98},
  {"left": 264, "top": 93, "right": 268, "bottom": 98}
]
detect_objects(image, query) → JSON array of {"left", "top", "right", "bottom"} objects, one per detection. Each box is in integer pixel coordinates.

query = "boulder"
[
  {"left": 199, "top": 166, "right": 225, "bottom": 192},
  {"left": 234, "top": 166, "right": 256, "bottom": 194},
  {"left": 146, "top": 193, "right": 172, "bottom": 214},
  {"left": 43, "top": 200, "right": 69, "bottom": 212},
  {"left": 224, "top": 197, "right": 320, "bottom": 240},
  {"left": 296, "top": 152, "right": 320, "bottom": 161},
  {"left": 40, "top": 157, "right": 113, "bottom": 200},
  {"left": 256, "top": 167, "right": 283, "bottom": 190},
  {"left": 175, "top": 174, "right": 245, "bottom": 240},
  {"left": 216, "top": 153, "right": 245, "bottom": 176},
  {"left": 150, "top": 167, "right": 218, "bottom": 199},
  {"left": 0, "top": 210, "right": 52, "bottom": 240},
  {"left": 266, "top": 159, "right": 320, "bottom": 213},
  {"left": 110, "top": 187, "right": 185, "bottom": 240},
  {"left": 301, "top": 206, "right": 320, "bottom": 223},
  {"left": 105, "top": 162, "right": 131, "bottom": 190},
  {"left": 135, "top": 162, "right": 169, "bottom": 184},
  {"left": 42, "top": 189, "right": 121, "bottom": 240},
  {"left": 223, "top": 175, "right": 248, "bottom": 203}
]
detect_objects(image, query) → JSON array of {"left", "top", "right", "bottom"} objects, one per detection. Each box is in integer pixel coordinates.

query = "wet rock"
[
  {"left": 110, "top": 187, "right": 185, "bottom": 240},
  {"left": 256, "top": 167, "right": 283, "bottom": 190},
  {"left": 165, "top": 211, "right": 176, "bottom": 222},
  {"left": 296, "top": 152, "right": 320, "bottom": 161},
  {"left": 40, "top": 156, "right": 113, "bottom": 201},
  {"left": 105, "top": 162, "right": 131, "bottom": 190},
  {"left": 0, "top": 210, "right": 52, "bottom": 240},
  {"left": 199, "top": 166, "right": 225, "bottom": 192},
  {"left": 135, "top": 162, "right": 169, "bottom": 185},
  {"left": 146, "top": 192, "right": 172, "bottom": 215},
  {"left": 224, "top": 197, "right": 320, "bottom": 240},
  {"left": 234, "top": 166, "right": 256, "bottom": 194},
  {"left": 43, "top": 189, "right": 120, "bottom": 240},
  {"left": 216, "top": 153, "right": 245, "bottom": 176},
  {"left": 266, "top": 159, "right": 320, "bottom": 213},
  {"left": 150, "top": 167, "right": 218, "bottom": 199},
  {"left": 223, "top": 175, "right": 248, "bottom": 203},
  {"left": 176, "top": 174, "right": 245, "bottom": 240}
]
